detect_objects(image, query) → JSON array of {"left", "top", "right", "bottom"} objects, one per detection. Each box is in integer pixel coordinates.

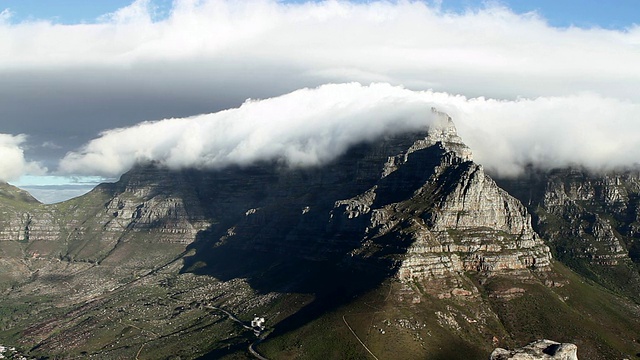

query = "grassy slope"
[
  {"left": 258, "top": 280, "right": 490, "bottom": 360},
  {"left": 257, "top": 263, "right": 640, "bottom": 360}
]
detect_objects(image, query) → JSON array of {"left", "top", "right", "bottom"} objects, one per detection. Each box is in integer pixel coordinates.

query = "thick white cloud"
[
  {"left": 440, "top": 93, "right": 640, "bottom": 176},
  {"left": 1, "top": 0, "right": 639, "bottom": 100},
  {"left": 59, "top": 83, "right": 439, "bottom": 175},
  {"left": 60, "top": 83, "right": 640, "bottom": 178},
  {"left": 0, "top": 134, "right": 45, "bottom": 181}
]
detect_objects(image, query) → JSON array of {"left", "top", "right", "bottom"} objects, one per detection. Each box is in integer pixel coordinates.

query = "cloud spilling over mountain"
[
  {"left": 0, "top": 134, "right": 44, "bottom": 181},
  {"left": 448, "top": 93, "right": 640, "bottom": 176},
  {"left": 59, "top": 83, "right": 439, "bottom": 176},
  {"left": 60, "top": 83, "right": 640, "bottom": 178}
]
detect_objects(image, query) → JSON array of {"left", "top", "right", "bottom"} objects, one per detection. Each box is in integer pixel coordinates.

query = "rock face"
[
  {"left": 497, "top": 168, "right": 640, "bottom": 301},
  {"left": 538, "top": 170, "right": 633, "bottom": 266},
  {"left": 0, "top": 183, "right": 41, "bottom": 242},
  {"left": 0, "top": 170, "right": 213, "bottom": 266},
  {"left": 327, "top": 115, "right": 551, "bottom": 288},
  {"left": 491, "top": 340, "right": 578, "bottom": 360}
]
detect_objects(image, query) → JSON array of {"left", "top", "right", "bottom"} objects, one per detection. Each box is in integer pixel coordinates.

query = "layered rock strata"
[
  {"left": 330, "top": 115, "right": 550, "bottom": 282},
  {"left": 496, "top": 167, "right": 640, "bottom": 301}
]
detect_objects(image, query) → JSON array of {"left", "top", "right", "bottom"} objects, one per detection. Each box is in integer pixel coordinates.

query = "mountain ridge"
[{"left": 0, "top": 113, "right": 639, "bottom": 359}]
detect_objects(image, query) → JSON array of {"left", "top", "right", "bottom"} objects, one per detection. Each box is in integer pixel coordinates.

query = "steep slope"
[
  {"left": 0, "top": 183, "right": 42, "bottom": 287},
  {"left": 330, "top": 115, "right": 551, "bottom": 292}
]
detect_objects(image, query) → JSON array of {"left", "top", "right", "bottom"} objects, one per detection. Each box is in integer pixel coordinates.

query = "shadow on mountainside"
[{"left": 176, "top": 137, "right": 449, "bottom": 355}]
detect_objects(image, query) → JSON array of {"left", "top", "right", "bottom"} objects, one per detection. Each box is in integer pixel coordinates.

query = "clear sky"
[
  {"left": 1, "top": 0, "right": 639, "bottom": 203},
  {"left": 501, "top": 0, "right": 640, "bottom": 29},
  {"left": 440, "top": 0, "right": 639, "bottom": 29},
  {"left": 0, "top": 0, "right": 171, "bottom": 24}
]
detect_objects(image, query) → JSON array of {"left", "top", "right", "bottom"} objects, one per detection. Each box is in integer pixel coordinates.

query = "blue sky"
[
  {"left": 1, "top": 0, "right": 639, "bottom": 29},
  {"left": 0, "top": 0, "right": 170, "bottom": 23},
  {"left": 437, "top": 0, "right": 640, "bottom": 29},
  {"left": 498, "top": 0, "right": 639, "bottom": 29}
]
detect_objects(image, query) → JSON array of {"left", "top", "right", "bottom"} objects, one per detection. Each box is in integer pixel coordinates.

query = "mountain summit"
[{"left": 0, "top": 113, "right": 638, "bottom": 359}]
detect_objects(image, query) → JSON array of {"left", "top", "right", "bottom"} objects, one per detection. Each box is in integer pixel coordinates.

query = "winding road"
[{"left": 206, "top": 305, "right": 269, "bottom": 360}]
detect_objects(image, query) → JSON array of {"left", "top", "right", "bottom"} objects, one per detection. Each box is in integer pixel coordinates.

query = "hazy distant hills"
[{"left": 0, "top": 114, "right": 639, "bottom": 359}]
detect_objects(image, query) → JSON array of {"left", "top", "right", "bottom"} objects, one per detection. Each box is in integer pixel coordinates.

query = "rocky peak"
[
  {"left": 392, "top": 161, "right": 550, "bottom": 285},
  {"left": 382, "top": 110, "right": 472, "bottom": 178},
  {"left": 420, "top": 109, "right": 473, "bottom": 161},
  {"left": 327, "top": 114, "right": 551, "bottom": 292}
]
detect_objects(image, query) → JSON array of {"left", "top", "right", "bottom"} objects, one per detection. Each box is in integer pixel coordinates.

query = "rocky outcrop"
[
  {"left": 538, "top": 169, "right": 632, "bottom": 265},
  {"left": 103, "top": 193, "right": 210, "bottom": 242},
  {"left": 331, "top": 114, "right": 551, "bottom": 283},
  {"left": 491, "top": 340, "right": 578, "bottom": 360}
]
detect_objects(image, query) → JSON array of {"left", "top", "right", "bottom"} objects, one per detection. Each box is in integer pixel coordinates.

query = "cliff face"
[
  {"left": 0, "top": 172, "right": 213, "bottom": 264},
  {"left": 324, "top": 116, "right": 550, "bottom": 291},
  {"left": 497, "top": 168, "right": 640, "bottom": 302},
  {"left": 541, "top": 170, "right": 638, "bottom": 264}
]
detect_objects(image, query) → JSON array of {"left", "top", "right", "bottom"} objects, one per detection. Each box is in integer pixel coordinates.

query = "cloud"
[
  {"left": 440, "top": 93, "right": 640, "bottom": 177},
  {"left": 0, "top": 134, "right": 45, "bottom": 181},
  {"left": 2, "top": 0, "right": 640, "bottom": 181},
  {"left": 0, "top": 8, "right": 12, "bottom": 23},
  {"left": 1, "top": 0, "right": 638, "bottom": 99},
  {"left": 41, "top": 141, "right": 62, "bottom": 150},
  {"left": 60, "top": 83, "right": 640, "bottom": 178}
]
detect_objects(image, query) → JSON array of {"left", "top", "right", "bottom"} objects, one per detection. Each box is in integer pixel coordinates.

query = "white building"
[{"left": 251, "top": 317, "right": 265, "bottom": 330}]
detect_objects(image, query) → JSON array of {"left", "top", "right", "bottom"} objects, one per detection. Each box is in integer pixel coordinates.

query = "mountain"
[{"left": 0, "top": 112, "right": 639, "bottom": 359}]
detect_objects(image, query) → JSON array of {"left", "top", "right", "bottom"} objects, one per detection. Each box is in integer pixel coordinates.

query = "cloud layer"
[
  {"left": 445, "top": 93, "right": 640, "bottom": 176},
  {"left": 2, "top": 0, "right": 640, "bottom": 181},
  {"left": 2, "top": 0, "right": 639, "bottom": 100},
  {"left": 60, "top": 83, "right": 640, "bottom": 178}
]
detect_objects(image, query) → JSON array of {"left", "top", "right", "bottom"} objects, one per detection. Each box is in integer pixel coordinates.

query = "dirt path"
[{"left": 342, "top": 315, "right": 380, "bottom": 360}]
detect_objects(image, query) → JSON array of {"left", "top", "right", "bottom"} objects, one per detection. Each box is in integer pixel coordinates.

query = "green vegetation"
[{"left": 486, "top": 263, "right": 640, "bottom": 359}]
